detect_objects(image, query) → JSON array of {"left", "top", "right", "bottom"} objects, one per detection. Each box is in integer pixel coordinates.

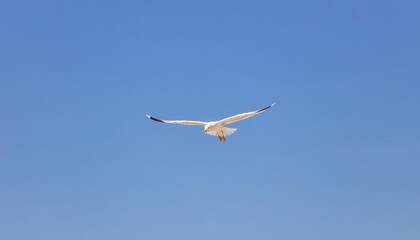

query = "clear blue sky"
[{"left": 1, "top": 0, "right": 419, "bottom": 239}]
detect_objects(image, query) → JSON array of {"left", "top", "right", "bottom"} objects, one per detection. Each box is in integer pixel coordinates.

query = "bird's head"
[{"left": 203, "top": 122, "right": 216, "bottom": 134}]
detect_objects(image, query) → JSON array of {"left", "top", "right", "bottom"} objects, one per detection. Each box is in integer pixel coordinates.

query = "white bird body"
[
  {"left": 203, "top": 121, "right": 237, "bottom": 139},
  {"left": 146, "top": 103, "right": 275, "bottom": 141}
]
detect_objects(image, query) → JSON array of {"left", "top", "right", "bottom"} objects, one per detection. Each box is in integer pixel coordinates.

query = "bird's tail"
[{"left": 222, "top": 127, "right": 237, "bottom": 136}]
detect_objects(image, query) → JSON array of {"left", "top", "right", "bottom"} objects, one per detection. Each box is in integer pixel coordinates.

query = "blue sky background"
[{"left": 1, "top": 0, "right": 419, "bottom": 239}]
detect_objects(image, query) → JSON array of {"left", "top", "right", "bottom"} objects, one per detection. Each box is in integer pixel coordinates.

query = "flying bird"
[{"left": 146, "top": 103, "right": 275, "bottom": 141}]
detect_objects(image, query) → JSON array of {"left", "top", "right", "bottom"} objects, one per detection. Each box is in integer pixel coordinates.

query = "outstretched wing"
[
  {"left": 146, "top": 115, "right": 207, "bottom": 126},
  {"left": 218, "top": 103, "right": 275, "bottom": 125}
]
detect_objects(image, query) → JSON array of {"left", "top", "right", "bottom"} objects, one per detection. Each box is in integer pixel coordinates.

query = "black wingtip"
[
  {"left": 256, "top": 103, "right": 275, "bottom": 113},
  {"left": 146, "top": 115, "right": 165, "bottom": 123}
]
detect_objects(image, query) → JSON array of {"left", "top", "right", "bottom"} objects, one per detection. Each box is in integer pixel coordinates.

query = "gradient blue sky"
[{"left": 1, "top": 1, "right": 419, "bottom": 239}]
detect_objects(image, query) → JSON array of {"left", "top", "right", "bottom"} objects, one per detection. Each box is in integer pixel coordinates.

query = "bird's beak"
[{"left": 203, "top": 129, "right": 207, "bottom": 134}]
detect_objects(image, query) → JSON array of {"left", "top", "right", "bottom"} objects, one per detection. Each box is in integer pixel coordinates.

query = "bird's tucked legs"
[
  {"left": 217, "top": 133, "right": 223, "bottom": 141},
  {"left": 222, "top": 130, "right": 226, "bottom": 141}
]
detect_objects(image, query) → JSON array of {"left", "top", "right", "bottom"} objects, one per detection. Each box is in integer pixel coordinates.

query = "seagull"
[{"left": 146, "top": 103, "right": 275, "bottom": 141}]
